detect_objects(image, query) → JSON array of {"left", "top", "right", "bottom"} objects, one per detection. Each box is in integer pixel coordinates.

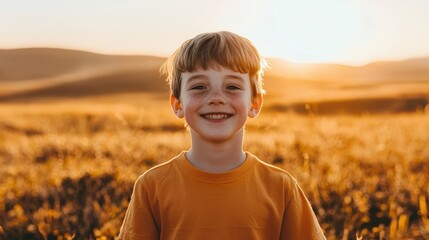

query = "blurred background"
[{"left": 1, "top": 0, "right": 429, "bottom": 239}]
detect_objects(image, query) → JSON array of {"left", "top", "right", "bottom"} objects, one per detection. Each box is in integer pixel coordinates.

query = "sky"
[{"left": 1, "top": 0, "right": 429, "bottom": 66}]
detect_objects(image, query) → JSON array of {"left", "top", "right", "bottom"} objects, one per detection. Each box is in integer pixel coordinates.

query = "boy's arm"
[
  {"left": 280, "top": 180, "right": 326, "bottom": 240},
  {"left": 119, "top": 176, "right": 159, "bottom": 240}
]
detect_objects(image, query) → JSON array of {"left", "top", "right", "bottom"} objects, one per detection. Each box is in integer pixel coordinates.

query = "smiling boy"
[{"left": 119, "top": 31, "right": 326, "bottom": 240}]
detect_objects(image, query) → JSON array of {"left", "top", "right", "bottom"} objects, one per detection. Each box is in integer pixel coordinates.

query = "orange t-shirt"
[{"left": 119, "top": 152, "right": 326, "bottom": 240}]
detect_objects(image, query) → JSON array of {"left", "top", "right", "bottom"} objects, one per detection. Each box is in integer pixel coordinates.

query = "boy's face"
[{"left": 170, "top": 66, "right": 262, "bottom": 144}]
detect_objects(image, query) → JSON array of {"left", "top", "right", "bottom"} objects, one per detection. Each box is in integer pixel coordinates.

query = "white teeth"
[{"left": 204, "top": 114, "right": 230, "bottom": 120}]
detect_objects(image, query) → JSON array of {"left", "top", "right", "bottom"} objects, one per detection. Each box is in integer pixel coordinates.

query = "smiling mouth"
[{"left": 201, "top": 113, "right": 233, "bottom": 120}]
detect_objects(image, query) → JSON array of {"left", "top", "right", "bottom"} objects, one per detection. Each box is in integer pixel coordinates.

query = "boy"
[{"left": 119, "top": 31, "right": 326, "bottom": 240}]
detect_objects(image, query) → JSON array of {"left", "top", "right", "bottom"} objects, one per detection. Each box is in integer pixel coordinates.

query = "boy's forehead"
[{"left": 182, "top": 66, "right": 249, "bottom": 78}]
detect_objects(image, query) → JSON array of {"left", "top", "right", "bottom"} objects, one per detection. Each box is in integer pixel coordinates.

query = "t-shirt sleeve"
[
  {"left": 119, "top": 176, "right": 159, "bottom": 240},
  {"left": 280, "top": 179, "right": 326, "bottom": 240}
]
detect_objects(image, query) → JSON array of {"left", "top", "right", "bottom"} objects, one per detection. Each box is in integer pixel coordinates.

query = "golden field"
[
  {"left": 1, "top": 48, "right": 429, "bottom": 239},
  {"left": 1, "top": 102, "right": 429, "bottom": 239}
]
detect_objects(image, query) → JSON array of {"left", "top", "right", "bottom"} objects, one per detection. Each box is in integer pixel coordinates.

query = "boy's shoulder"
[
  {"left": 249, "top": 152, "right": 298, "bottom": 184},
  {"left": 136, "top": 153, "right": 182, "bottom": 183}
]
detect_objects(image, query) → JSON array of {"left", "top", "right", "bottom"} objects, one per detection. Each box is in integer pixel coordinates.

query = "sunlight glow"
[
  {"left": 1, "top": 0, "right": 429, "bottom": 65},
  {"left": 247, "top": 0, "right": 367, "bottom": 64}
]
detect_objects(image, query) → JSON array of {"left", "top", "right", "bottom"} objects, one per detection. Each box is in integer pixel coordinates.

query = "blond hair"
[{"left": 160, "top": 31, "right": 267, "bottom": 99}]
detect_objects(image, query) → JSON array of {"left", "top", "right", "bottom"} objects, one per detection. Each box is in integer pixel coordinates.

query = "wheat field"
[{"left": 1, "top": 102, "right": 429, "bottom": 240}]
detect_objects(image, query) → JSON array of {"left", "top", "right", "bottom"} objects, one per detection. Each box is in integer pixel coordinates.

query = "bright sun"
[{"left": 257, "top": 1, "right": 365, "bottom": 64}]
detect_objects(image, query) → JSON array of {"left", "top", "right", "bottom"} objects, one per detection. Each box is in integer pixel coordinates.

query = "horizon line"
[{"left": 1, "top": 45, "right": 429, "bottom": 68}]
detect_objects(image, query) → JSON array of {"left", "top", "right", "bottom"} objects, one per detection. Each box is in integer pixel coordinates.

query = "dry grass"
[{"left": 1, "top": 103, "right": 429, "bottom": 239}]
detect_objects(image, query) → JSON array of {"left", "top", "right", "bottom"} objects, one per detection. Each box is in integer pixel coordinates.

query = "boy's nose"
[{"left": 207, "top": 90, "right": 226, "bottom": 105}]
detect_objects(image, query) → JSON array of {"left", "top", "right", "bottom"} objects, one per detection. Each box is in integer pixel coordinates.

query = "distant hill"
[
  {"left": 0, "top": 48, "right": 164, "bottom": 81},
  {"left": 0, "top": 69, "right": 168, "bottom": 102},
  {"left": 0, "top": 48, "right": 167, "bottom": 101},
  {"left": 267, "top": 57, "right": 429, "bottom": 83},
  {"left": 2, "top": 48, "right": 429, "bottom": 84},
  {"left": 0, "top": 48, "right": 428, "bottom": 114}
]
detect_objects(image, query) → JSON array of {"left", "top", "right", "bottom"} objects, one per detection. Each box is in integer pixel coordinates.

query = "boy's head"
[{"left": 161, "top": 31, "right": 267, "bottom": 100}]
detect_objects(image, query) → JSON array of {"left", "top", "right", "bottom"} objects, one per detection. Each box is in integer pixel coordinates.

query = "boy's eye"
[
  {"left": 190, "top": 85, "right": 206, "bottom": 90},
  {"left": 226, "top": 85, "right": 241, "bottom": 90}
]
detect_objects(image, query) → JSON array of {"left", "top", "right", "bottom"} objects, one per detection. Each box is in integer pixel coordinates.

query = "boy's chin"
[{"left": 191, "top": 130, "right": 244, "bottom": 144}]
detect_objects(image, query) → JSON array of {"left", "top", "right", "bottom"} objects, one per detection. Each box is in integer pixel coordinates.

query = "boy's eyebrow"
[
  {"left": 186, "top": 74, "right": 208, "bottom": 83},
  {"left": 225, "top": 74, "right": 245, "bottom": 82}
]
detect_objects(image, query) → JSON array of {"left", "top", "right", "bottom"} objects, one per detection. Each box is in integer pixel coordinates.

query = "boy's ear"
[
  {"left": 170, "top": 95, "right": 184, "bottom": 118},
  {"left": 248, "top": 94, "right": 263, "bottom": 118}
]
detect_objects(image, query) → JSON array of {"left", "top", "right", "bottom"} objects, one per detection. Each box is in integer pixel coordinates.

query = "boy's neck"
[{"left": 186, "top": 133, "right": 246, "bottom": 173}]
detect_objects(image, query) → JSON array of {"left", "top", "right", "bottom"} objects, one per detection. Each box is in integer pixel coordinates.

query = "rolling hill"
[
  {"left": 0, "top": 48, "right": 428, "bottom": 114},
  {"left": 0, "top": 48, "right": 164, "bottom": 81}
]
